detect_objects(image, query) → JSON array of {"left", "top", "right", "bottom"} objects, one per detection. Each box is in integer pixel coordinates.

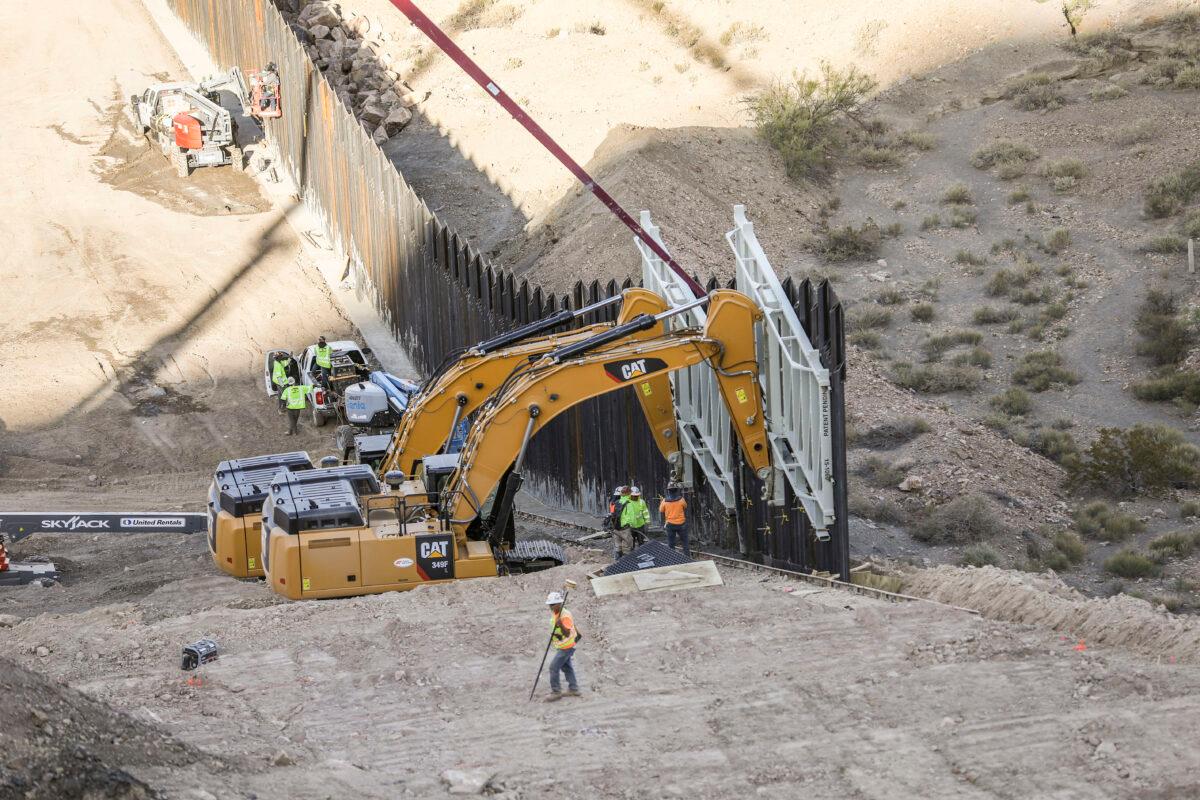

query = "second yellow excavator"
[{"left": 260, "top": 290, "right": 770, "bottom": 600}]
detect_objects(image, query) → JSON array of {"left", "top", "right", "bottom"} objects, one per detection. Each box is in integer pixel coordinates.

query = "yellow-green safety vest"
[
  {"left": 314, "top": 345, "right": 332, "bottom": 369},
  {"left": 271, "top": 358, "right": 290, "bottom": 387},
  {"left": 281, "top": 384, "right": 312, "bottom": 410}
]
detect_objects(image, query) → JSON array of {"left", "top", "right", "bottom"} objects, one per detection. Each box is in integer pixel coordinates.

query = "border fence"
[{"left": 165, "top": 0, "right": 850, "bottom": 578}]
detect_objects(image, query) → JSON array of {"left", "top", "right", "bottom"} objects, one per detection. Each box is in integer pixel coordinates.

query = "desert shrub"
[
  {"left": 1131, "top": 370, "right": 1200, "bottom": 405},
  {"left": 952, "top": 346, "right": 992, "bottom": 368},
  {"left": 858, "top": 145, "right": 904, "bottom": 167},
  {"left": 1005, "top": 73, "right": 1066, "bottom": 111},
  {"left": 1177, "top": 67, "right": 1200, "bottom": 90},
  {"left": 855, "top": 416, "right": 930, "bottom": 449},
  {"left": 891, "top": 362, "right": 982, "bottom": 393},
  {"left": 1146, "top": 56, "right": 1185, "bottom": 83},
  {"left": 1012, "top": 350, "right": 1079, "bottom": 391},
  {"left": 1134, "top": 288, "right": 1194, "bottom": 366},
  {"left": 991, "top": 387, "right": 1032, "bottom": 416},
  {"left": 883, "top": 222, "right": 903, "bottom": 237},
  {"left": 849, "top": 489, "right": 908, "bottom": 524},
  {"left": 1111, "top": 120, "right": 1158, "bottom": 146},
  {"left": 898, "top": 130, "right": 937, "bottom": 150},
  {"left": 941, "top": 184, "right": 973, "bottom": 205},
  {"left": 974, "top": 305, "right": 1020, "bottom": 325},
  {"left": 746, "top": 63, "right": 876, "bottom": 180},
  {"left": 949, "top": 208, "right": 977, "bottom": 228},
  {"left": 959, "top": 545, "right": 1001, "bottom": 568},
  {"left": 1179, "top": 211, "right": 1200, "bottom": 239},
  {"left": 1104, "top": 550, "right": 1160, "bottom": 579},
  {"left": 1148, "top": 530, "right": 1199, "bottom": 559},
  {"left": 913, "top": 494, "right": 1008, "bottom": 544},
  {"left": 1070, "top": 424, "right": 1200, "bottom": 495},
  {"left": 873, "top": 287, "right": 906, "bottom": 306},
  {"left": 1025, "top": 427, "right": 1079, "bottom": 465},
  {"left": 1007, "top": 187, "right": 1031, "bottom": 204},
  {"left": 1010, "top": 287, "right": 1053, "bottom": 306},
  {"left": 985, "top": 267, "right": 1034, "bottom": 296},
  {"left": 971, "top": 140, "right": 1039, "bottom": 178},
  {"left": 1144, "top": 236, "right": 1187, "bottom": 253},
  {"left": 910, "top": 303, "right": 935, "bottom": 323},
  {"left": 922, "top": 329, "right": 983, "bottom": 361},
  {"left": 1144, "top": 160, "right": 1200, "bottom": 218},
  {"left": 920, "top": 215, "right": 941, "bottom": 230},
  {"left": 822, "top": 221, "right": 882, "bottom": 261},
  {"left": 848, "top": 331, "right": 881, "bottom": 349},
  {"left": 1074, "top": 501, "right": 1144, "bottom": 541},
  {"left": 856, "top": 455, "right": 906, "bottom": 487},
  {"left": 848, "top": 306, "right": 892, "bottom": 333},
  {"left": 1181, "top": 500, "right": 1200, "bottom": 519},
  {"left": 1040, "top": 159, "right": 1087, "bottom": 181},
  {"left": 1043, "top": 227, "right": 1071, "bottom": 254},
  {"left": 1089, "top": 84, "right": 1128, "bottom": 101},
  {"left": 954, "top": 250, "right": 986, "bottom": 266},
  {"left": 1053, "top": 530, "right": 1087, "bottom": 564}
]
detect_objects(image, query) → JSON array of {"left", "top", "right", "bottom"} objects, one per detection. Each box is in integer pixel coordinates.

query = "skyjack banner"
[{"left": 0, "top": 513, "right": 206, "bottom": 543}]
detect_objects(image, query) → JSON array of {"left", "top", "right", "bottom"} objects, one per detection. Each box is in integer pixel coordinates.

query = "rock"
[
  {"left": 271, "top": 750, "right": 295, "bottom": 767},
  {"left": 382, "top": 106, "right": 412, "bottom": 136},
  {"left": 303, "top": 5, "right": 340, "bottom": 30},
  {"left": 868, "top": 271, "right": 890, "bottom": 283},
  {"left": 36, "top": 646, "right": 50, "bottom": 658},
  {"left": 309, "top": 24, "right": 331, "bottom": 39},
  {"left": 359, "top": 101, "right": 387, "bottom": 126},
  {"left": 898, "top": 475, "right": 925, "bottom": 492},
  {"left": 1095, "top": 740, "right": 1117, "bottom": 758},
  {"left": 34, "top": 578, "right": 57, "bottom": 588},
  {"left": 348, "top": 15, "right": 372, "bottom": 36},
  {"left": 440, "top": 769, "right": 493, "bottom": 795},
  {"left": 379, "top": 89, "right": 400, "bottom": 106},
  {"left": 1152, "top": 508, "right": 1167, "bottom": 519},
  {"left": 0, "top": 614, "right": 22, "bottom": 628},
  {"left": 372, "top": 126, "right": 390, "bottom": 145},
  {"left": 876, "top": 259, "right": 888, "bottom": 268}
]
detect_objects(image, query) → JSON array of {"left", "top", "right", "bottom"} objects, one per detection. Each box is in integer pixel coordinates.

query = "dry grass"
[
  {"left": 1012, "top": 350, "right": 1080, "bottom": 392},
  {"left": 913, "top": 494, "right": 1008, "bottom": 544},
  {"left": 1074, "top": 501, "right": 1144, "bottom": 541},
  {"left": 974, "top": 305, "right": 1020, "bottom": 324},
  {"left": 940, "top": 183, "right": 973, "bottom": 205},
  {"left": 910, "top": 303, "right": 935, "bottom": 323},
  {"left": 853, "top": 416, "right": 931, "bottom": 450},
  {"left": 990, "top": 387, "right": 1032, "bottom": 416},
  {"left": 892, "top": 362, "right": 982, "bottom": 393},
  {"left": 1144, "top": 160, "right": 1200, "bottom": 218}
]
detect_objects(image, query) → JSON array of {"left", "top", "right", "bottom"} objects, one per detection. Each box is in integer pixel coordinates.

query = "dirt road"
[{"left": 5, "top": 1, "right": 1200, "bottom": 798}]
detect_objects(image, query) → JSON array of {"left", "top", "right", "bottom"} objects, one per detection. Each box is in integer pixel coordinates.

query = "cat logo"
[
  {"left": 416, "top": 534, "right": 455, "bottom": 580},
  {"left": 420, "top": 541, "right": 446, "bottom": 559},
  {"left": 603, "top": 357, "right": 668, "bottom": 384}
]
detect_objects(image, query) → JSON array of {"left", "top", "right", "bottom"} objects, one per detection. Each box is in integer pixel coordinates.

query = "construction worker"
[
  {"left": 313, "top": 335, "right": 333, "bottom": 386},
  {"left": 544, "top": 590, "right": 580, "bottom": 701},
  {"left": 605, "top": 485, "right": 627, "bottom": 530},
  {"left": 619, "top": 486, "right": 651, "bottom": 551},
  {"left": 280, "top": 377, "right": 313, "bottom": 436},
  {"left": 270, "top": 352, "right": 291, "bottom": 412},
  {"left": 660, "top": 483, "right": 690, "bottom": 558}
]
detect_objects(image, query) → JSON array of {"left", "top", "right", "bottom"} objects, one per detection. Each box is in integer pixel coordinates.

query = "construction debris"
[{"left": 592, "top": 560, "right": 723, "bottom": 597}]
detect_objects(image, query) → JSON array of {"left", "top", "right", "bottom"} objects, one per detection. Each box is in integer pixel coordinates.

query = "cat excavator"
[
  {"left": 261, "top": 289, "right": 770, "bottom": 600},
  {"left": 206, "top": 288, "right": 676, "bottom": 579}
]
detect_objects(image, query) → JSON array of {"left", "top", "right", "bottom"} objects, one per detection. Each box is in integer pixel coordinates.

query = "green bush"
[
  {"left": 1178, "top": 211, "right": 1200, "bottom": 239},
  {"left": 746, "top": 63, "right": 877, "bottom": 180},
  {"left": 941, "top": 184, "right": 973, "bottom": 205},
  {"left": 1025, "top": 427, "right": 1078, "bottom": 466},
  {"left": 856, "top": 455, "right": 907, "bottom": 488},
  {"left": 971, "top": 140, "right": 1039, "bottom": 177},
  {"left": 959, "top": 545, "right": 1001, "bottom": 568},
  {"left": 954, "top": 250, "right": 986, "bottom": 266},
  {"left": 1131, "top": 370, "right": 1200, "bottom": 405},
  {"left": 1181, "top": 500, "right": 1200, "bottom": 519},
  {"left": 849, "top": 489, "right": 908, "bottom": 525},
  {"left": 922, "top": 329, "right": 983, "bottom": 361},
  {"left": 952, "top": 346, "right": 992, "bottom": 368},
  {"left": 892, "top": 362, "right": 982, "bottom": 393},
  {"left": 849, "top": 306, "right": 892, "bottom": 333},
  {"left": 1134, "top": 288, "right": 1194, "bottom": 366},
  {"left": 913, "top": 494, "right": 1008, "bottom": 544},
  {"left": 874, "top": 287, "right": 906, "bottom": 305},
  {"left": 974, "top": 306, "right": 1020, "bottom": 324},
  {"left": 910, "top": 303, "right": 935, "bottom": 323},
  {"left": 1043, "top": 227, "right": 1071, "bottom": 254},
  {"left": 822, "top": 221, "right": 883, "bottom": 261},
  {"left": 1144, "top": 160, "right": 1200, "bottom": 218},
  {"left": 1104, "top": 550, "right": 1160, "bottom": 579},
  {"left": 1148, "top": 530, "right": 1199, "bottom": 559},
  {"left": 1012, "top": 351, "right": 1080, "bottom": 392},
  {"left": 1070, "top": 424, "right": 1200, "bottom": 495},
  {"left": 991, "top": 387, "right": 1032, "bottom": 416},
  {"left": 1073, "top": 501, "right": 1144, "bottom": 541},
  {"left": 1053, "top": 530, "right": 1087, "bottom": 564},
  {"left": 855, "top": 416, "right": 930, "bottom": 449},
  {"left": 920, "top": 214, "right": 941, "bottom": 230}
]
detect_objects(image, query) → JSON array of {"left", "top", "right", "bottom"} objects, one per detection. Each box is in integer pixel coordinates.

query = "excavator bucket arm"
[{"left": 444, "top": 290, "right": 768, "bottom": 540}]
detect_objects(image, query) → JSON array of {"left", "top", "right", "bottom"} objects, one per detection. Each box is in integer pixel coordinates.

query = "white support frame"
[
  {"left": 635, "top": 211, "right": 738, "bottom": 510},
  {"left": 727, "top": 205, "right": 835, "bottom": 533}
]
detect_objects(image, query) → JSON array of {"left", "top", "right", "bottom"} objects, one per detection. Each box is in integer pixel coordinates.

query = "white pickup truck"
[{"left": 263, "top": 340, "right": 371, "bottom": 426}]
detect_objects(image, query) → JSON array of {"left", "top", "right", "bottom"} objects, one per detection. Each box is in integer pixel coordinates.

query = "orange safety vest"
[{"left": 551, "top": 609, "right": 577, "bottom": 650}]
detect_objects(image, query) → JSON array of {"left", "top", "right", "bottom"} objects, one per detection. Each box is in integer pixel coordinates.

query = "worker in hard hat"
[
  {"left": 544, "top": 590, "right": 580, "bottom": 701},
  {"left": 270, "top": 351, "right": 291, "bottom": 412},
  {"left": 617, "top": 486, "right": 650, "bottom": 556},
  {"left": 313, "top": 336, "right": 333, "bottom": 387},
  {"left": 605, "top": 485, "right": 627, "bottom": 531},
  {"left": 660, "top": 483, "right": 690, "bottom": 558},
  {"left": 280, "top": 377, "right": 314, "bottom": 436}
]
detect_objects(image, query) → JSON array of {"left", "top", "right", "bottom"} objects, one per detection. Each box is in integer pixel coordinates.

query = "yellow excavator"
[
  {"left": 206, "top": 288, "right": 676, "bottom": 579},
  {"left": 261, "top": 289, "right": 771, "bottom": 600}
]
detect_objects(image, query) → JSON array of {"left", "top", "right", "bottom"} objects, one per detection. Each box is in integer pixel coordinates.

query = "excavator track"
[{"left": 503, "top": 540, "right": 566, "bottom": 573}]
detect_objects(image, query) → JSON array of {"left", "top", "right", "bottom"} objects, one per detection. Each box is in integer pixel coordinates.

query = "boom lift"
[
  {"left": 262, "top": 290, "right": 770, "bottom": 600},
  {"left": 207, "top": 289, "right": 675, "bottom": 579}
]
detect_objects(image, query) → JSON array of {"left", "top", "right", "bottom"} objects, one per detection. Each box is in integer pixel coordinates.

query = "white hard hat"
[
  {"left": 287, "top": 377, "right": 296, "bottom": 385},
  {"left": 630, "top": 485, "right": 641, "bottom": 496},
  {"left": 545, "top": 591, "right": 564, "bottom": 605}
]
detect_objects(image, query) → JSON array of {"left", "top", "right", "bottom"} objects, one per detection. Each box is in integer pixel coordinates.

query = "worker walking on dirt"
[
  {"left": 620, "top": 486, "right": 651, "bottom": 551},
  {"left": 280, "top": 377, "right": 313, "bottom": 436},
  {"left": 659, "top": 483, "right": 690, "bottom": 558},
  {"left": 544, "top": 591, "right": 581, "bottom": 701},
  {"left": 314, "top": 335, "right": 333, "bottom": 387},
  {"left": 270, "top": 352, "right": 291, "bottom": 412}
]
